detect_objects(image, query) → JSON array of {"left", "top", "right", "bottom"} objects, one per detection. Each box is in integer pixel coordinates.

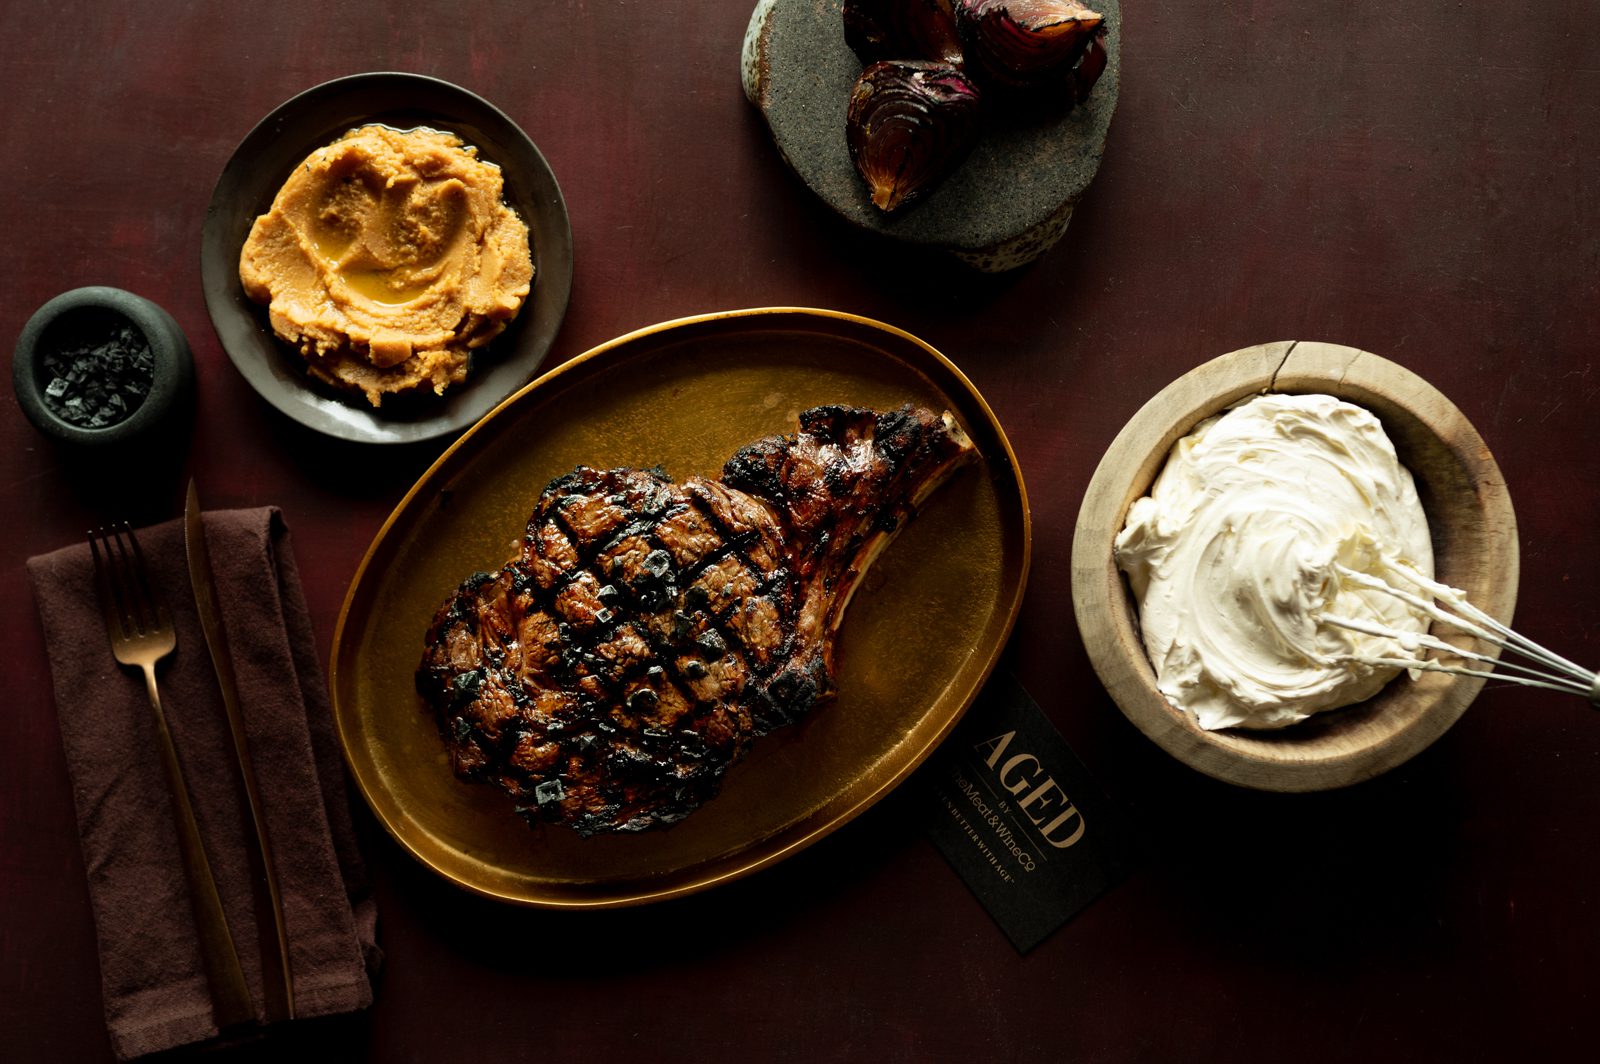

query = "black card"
[{"left": 920, "top": 670, "right": 1132, "bottom": 953}]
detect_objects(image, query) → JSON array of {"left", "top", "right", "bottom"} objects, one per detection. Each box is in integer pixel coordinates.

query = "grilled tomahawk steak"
[{"left": 417, "top": 404, "right": 975, "bottom": 835}]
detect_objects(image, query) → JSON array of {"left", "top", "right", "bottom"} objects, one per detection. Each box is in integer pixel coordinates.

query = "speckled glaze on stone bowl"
[
  {"left": 743, "top": 0, "right": 1120, "bottom": 271},
  {"left": 1071, "top": 341, "right": 1520, "bottom": 792}
]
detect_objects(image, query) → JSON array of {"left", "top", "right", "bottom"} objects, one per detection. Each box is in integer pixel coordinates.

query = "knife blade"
[{"left": 184, "top": 479, "right": 296, "bottom": 1022}]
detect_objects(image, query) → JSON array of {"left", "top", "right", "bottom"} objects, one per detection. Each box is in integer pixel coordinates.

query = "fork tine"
[
  {"left": 103, "top": 525, "right": 140, "bottom": 636},
  {"left": 87, "top": 528, "right": 122, "bottom": 641},
  {"left": 93, "top": 526, "right": 136, "bottom": 641},
  {"left": 122, "top": 523, "right": 163, "bottom": 632}
]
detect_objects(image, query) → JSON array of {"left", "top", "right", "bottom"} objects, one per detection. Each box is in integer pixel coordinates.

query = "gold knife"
[{"left": 184, "top": 479, "right": 296, "bottom": 1022}]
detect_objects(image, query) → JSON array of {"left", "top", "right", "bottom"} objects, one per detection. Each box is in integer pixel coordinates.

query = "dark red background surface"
[{"left": 4, "top": 2, "right": 1598, "bottom": 1061}]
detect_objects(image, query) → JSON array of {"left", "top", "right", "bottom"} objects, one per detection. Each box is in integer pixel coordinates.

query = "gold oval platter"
[{"left": 331, "top": 307, "right": 1032, "bottom": 907}]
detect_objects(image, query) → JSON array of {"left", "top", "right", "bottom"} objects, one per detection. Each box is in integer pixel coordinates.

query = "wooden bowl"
[{"left": 1071, "top": 341, "right": 1519, "bottom": 791}]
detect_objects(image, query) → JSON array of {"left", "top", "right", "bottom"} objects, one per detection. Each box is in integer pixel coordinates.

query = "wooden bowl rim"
[{"left": 1070, "top": 341, "right": 1519, "bottom": 791}]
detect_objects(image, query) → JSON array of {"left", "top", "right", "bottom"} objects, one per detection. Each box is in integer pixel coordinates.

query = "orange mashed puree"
[{"left": 240, "top": 124, "right": 532, "bottom": 406}]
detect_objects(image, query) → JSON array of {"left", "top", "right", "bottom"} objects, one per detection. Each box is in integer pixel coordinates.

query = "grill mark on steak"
[{"left": 418, "top": 404, "right": 975, "bottom": 836}]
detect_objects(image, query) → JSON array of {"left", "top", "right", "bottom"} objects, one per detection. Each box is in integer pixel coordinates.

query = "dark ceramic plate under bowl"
[{"left": 200, "top": 72, "right": 573, "bottom": 444}]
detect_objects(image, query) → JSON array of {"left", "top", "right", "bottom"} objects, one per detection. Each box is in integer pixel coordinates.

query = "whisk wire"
[
  {"left": 1369, "top": 560, "right": 1594, "bottom": 680},
  {"left": 1326, "top": 559, "right": 1598, "bottom": 707}
]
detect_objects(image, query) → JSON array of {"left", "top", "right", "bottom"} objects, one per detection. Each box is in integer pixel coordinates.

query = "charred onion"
[
  {"left": 843, "top": 0, "right": 965, "bottom": 67},
  {"left": 846, "top": 59, "right": 983, "bottom": 213},
  {"left": 954, "top": 0, "right": 1105, "bottom": 93}
]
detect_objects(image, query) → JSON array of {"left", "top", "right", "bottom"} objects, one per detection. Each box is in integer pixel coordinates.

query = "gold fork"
[{"left": 89, "top": 523, "right": 256, "bottom": 1030}]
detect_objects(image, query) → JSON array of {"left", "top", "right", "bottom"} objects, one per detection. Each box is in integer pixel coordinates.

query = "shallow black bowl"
[
  {"left": 200, "top": 71, "right": 574, "bottom": 445},
  {"left": 12, "top": 286, "right": 193, "bottom": 450}
]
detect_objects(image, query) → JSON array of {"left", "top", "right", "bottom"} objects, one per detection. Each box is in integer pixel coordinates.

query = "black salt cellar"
[{"left": 12, "top": 286, "right": 193, "bottom": 450}]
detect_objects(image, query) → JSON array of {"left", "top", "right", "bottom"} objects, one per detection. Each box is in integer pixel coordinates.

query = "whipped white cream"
[{"left": 1114, "top": 393, "right": 1435, "bottom": 731}]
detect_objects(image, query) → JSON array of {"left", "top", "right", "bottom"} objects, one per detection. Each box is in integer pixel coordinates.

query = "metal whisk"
[{"left": 1320, "top": 556, "right": 1599, "bottom": 707}]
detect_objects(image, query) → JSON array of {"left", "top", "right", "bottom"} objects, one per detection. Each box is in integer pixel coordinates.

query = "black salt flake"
[{"left": 38, "top": 319, "right": 154, "bottom": 428}]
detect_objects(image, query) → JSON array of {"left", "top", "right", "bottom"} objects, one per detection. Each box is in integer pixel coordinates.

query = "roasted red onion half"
[
  {"left": 846, "top": 59, "right": 983, "bottom": 213},
  {"left": 843, "top": 0, "right": 965, "bottom": 67},
  {"left": 955, "top": 0, "right": 1106, "bottom": 95},
  {"left": 1066, "top": 24, "right": 1107, "bottom": 104}
]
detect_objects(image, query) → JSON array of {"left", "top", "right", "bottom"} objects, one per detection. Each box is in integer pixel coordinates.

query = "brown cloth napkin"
[{"left": 27, "top": 507, "right": 380, "bottom": 1060}]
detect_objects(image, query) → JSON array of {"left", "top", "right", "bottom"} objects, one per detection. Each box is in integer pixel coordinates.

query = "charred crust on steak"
[{"left": 418, "top": 404, "right": 976, "bottom": 836}]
